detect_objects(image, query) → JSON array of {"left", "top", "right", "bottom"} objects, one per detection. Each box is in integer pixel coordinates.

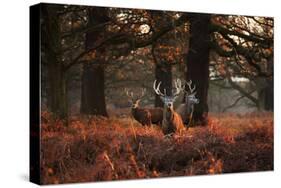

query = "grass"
[{"left": 40, "top": 111, "right": 273, "bottom": 184}]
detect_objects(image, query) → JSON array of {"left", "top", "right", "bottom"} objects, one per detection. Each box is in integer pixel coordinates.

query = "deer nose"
[{"left": 167, "top": 103, "right": 172, "bottom": 107}]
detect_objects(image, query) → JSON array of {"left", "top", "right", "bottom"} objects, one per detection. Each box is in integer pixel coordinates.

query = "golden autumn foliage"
[{"left": 40, "top": 112, "right": 273, "bottom": 184}]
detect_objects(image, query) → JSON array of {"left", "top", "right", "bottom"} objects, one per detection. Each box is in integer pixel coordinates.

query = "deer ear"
[{"left": 160, "top": 96, "right": 165, "bottom": 102}]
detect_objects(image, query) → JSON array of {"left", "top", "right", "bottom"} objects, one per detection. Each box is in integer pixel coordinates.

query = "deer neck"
[
  {"left": 185, "top": 98, "right": 193, "bottom": 114},
  {"left": 163, "top": 106, "right": 173, "bottom": 121},
  {"left": 185, "top": 96, "right": 190, "bottom": 105},
  {"left": 131, "top": 106, "right": 139, "bottom": 116}
]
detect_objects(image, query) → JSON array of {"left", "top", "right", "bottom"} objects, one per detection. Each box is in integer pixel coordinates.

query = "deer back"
[
  {"left": 148, "top": 107, "right": 163, "bottom": 125},
  {"left": 132, "top": 107, "right": 152, "bottom": 126}
]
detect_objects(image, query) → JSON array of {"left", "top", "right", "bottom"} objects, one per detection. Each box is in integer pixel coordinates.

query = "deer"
[
  {"left": 125, "top": 88, "right": 163, "bottom": 126},
  {"left": 176, "top": 80, "right": 199, "bottom": 127},
  {"left": 153, "top": 79, "right": 185, "bottom": 135}
]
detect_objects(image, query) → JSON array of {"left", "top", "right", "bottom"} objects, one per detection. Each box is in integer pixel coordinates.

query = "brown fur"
[
  {"left": 131, "top": 107, "right": 152, "bottom": 126},
  {"left": 131, "top": 107, "right": 163, "bottom": 126},
  {"left": 176, "top": 104, "right": 189, "bottom": 124},
  {"left": 148, "top": 107, "right": 163, "bottom": 125},
  {"left": 162, "top": 108, "right": 185, "bottom": 135}
]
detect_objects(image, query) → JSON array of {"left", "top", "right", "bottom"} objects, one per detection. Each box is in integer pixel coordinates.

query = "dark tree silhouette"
[
  {"left": 42, "top": 5, "right": 68, "bottom": 120},
  {"left": 152, "top": 43, "right": 173, "bottom": 107},
  {"left": 186, "top": 14, "right": 211, "bottom": 125},
  {"left": 80, "top": 8, "right": 109, "bottom": 116},
  {"left": 154, "top": 63, "right": 172, "bottom": 107}
]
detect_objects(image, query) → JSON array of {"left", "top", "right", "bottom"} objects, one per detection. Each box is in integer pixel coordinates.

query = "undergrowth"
[{"left": 40, "top": 112, "right": 273, "bottom": 184}]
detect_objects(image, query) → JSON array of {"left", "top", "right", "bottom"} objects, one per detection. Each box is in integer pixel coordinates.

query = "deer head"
[
  {"left": 184, "top": 80, "right": 199, "bottom": 106},
  {"left": 125, "top": 88, "right": 146, "bottom": 109},
  {"left": 153, "top": 79, "right": 184, "bottom": 111}
]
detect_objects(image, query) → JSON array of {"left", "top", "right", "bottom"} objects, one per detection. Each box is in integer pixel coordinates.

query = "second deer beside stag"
[{"left": 176, "top": 80, "right": 199, "bottom": 127}]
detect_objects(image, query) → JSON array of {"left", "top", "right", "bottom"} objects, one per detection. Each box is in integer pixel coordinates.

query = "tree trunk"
[
  {"left": 155, "top": 63, "right": 172, "bottom": 107},
  {"left": 80, "top": 8, "right": 109, "bottom": 116},
  {"left": 81, "top": 63, "right": 108, "bottom": 116},
  {"left": 42, "top": 5, "right": 68, "bottom": 121},
  {"left": 264, "top": 79, "right": 273, "bottom": 111},
  {"left": 264, "top": 57, "right": 274, "bottom": 111},
  {"left": 47, "top": 62, "right": 68, "bottom": 119},
  {"left": 258, "top": 78, "right": 273, "bottom": 111},
  {"left": 186, "top": 14, "right": 211, "bottom": 125}
]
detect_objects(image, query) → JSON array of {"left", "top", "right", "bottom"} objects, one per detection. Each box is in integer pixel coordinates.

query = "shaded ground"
[{"left": 40, "top": 112, "right": 273, "bottom": 184}]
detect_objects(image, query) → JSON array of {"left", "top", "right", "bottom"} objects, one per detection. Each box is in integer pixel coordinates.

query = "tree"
[
  {"left": 42, "top": 5, "right": 68, "bottom": 120},
  {"left": 42, "top": 4, "right": 89, "bottom": 122},
  {"left": 186, "top": 14, "right": 211, "bottom": 124},
  {"left": 152, "top": 44, "right": 172, "bottom": 107},
  {"left": 80, "top": 8, "right": 110, "bottom": 116},
  {"left": 54, "top": 7, "right": 189, "bottom": 117},
  {"left": 210, "top": 16, "right": 273, "bottom": 111},
  {"left": 150, "top": 12, "right": 189, "bottom": 107},
  {"left": 154, "top": 63, "right": 173, "bottom": 107},
  {"left": 42, "top": 5, "right": 273, "bottom": 123}
]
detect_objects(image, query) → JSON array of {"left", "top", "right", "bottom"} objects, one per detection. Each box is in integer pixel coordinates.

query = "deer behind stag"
[{"left": 126, "top": 88, "right": 163, "bottom": 126}]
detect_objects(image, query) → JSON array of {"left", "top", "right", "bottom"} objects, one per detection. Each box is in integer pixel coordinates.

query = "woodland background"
[
  {"left": 0, "top": 0, "right": 279, "bottom": 188},
  {"left": 40, "top": 3, "right": 273, "bottom": 122},
  {"left": 38, "top": 3, "right": 273, "bottom": 185}
]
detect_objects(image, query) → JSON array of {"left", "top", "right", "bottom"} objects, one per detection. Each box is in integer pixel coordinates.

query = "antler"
[
  {"left": 125, "top": 88, "right": 146, "bottom": 100},
  {"left": 185, "top": 80, "right": 196, "bottom": 94},
  {"left": 153, "top": 80, "right": 165, "bottom": 97},
  {"left": 173, "top": 79, "right": 184, "bottom": 97},
  {"left": 139, "top": 88, "right": 146, "bottom": 99},
  {"left": 154, "top": 79, "right": 184, "bottom": 98},
  {"left": 125, "top": 88, "right": 134, "bottom": 100}
]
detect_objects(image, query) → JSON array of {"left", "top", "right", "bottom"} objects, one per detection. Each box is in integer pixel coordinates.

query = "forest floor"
[{"left": 40, "top": 111, "right": 273, "bottom": 184}]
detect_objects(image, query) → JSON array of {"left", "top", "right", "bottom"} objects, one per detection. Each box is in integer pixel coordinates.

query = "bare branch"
[
  {"left": 64, "top": 14, "right": 189, "bottom": 71},
  {"left": 210, "top": 23, "right": 273, "bottom": 47},
  {"left": 222, "top": 89, "right": 256, "bottom": 112}
]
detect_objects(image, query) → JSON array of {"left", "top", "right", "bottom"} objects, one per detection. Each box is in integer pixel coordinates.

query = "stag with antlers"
[
  {"left": 125, "top": 88, "right": 163, "bottom": 126},
  {"left": 176, "top": 80, "right": 199, "bottom": 127},
  {"left": 153, "top": 79, "right": 185, "bottom": 135}
]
